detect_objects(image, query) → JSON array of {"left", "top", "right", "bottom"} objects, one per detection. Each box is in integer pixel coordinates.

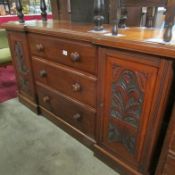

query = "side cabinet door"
[
  {"left": 7, "top": 31, "right": 37, "bottom": 110},
  {"left": 96, "top": 48, "right": 173, "bottom": 174}
]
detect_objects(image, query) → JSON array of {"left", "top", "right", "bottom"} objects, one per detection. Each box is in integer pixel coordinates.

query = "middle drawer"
[{"left": 32, "top": 57, "right": 97, "bottom": 108}]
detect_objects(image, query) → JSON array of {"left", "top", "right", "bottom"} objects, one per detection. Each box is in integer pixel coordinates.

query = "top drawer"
[{"left": 28, "top": 34, "right": 97, "bottom": 75}]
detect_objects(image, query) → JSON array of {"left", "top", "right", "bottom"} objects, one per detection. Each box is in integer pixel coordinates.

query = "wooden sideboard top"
[{"left": 3, "top": 20, "right": 175, "bottom": 59}]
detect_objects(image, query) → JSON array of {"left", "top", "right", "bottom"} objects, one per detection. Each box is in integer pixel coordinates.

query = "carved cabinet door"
[
  {"left": 96, "top": 48, "right": 173, "bottom": 174},
  {"left": 7, "top": 31, "right": 37, "bottom": 111}
]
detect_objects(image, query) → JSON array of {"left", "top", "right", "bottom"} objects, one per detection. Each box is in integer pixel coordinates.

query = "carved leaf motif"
[
  {"left": 19, "top": 76, "right": 29, "bottom": 92},
  {"left": 136, "top": 72, "right": 149, "bottom": 92},
  {"left": 108, "top": 123, "right": 136, "bottom": 154},
  {"left": 14, "top": 41, "right": 31, "bottom": 95},
  {"left": 15, "top": 41, "right": 28, "bottom": 74},
  {"left": 110, "top": 65, "right": 146, "bottom": 128}
]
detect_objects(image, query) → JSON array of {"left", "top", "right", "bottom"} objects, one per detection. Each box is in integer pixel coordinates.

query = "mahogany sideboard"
[{"left": 3, "top": 20, "right": 175, "bottom": 175}]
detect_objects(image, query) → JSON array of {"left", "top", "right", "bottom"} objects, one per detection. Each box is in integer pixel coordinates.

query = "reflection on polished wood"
[
  {"left": 112, "top": 0, "right": 175, "bottom": 42},
  {"left": 4, "top": 20, "right": 175, "bottom": 58}
]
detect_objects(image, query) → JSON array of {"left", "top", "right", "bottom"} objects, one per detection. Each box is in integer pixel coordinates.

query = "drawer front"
[
  {"left": 29, "top": 34, "right": 97, "bottom": 75},
  {"left": 37, "top": 85, "right": 96, "bottom": 139},
  {"left": 32, "top": 58, "right": 96, "bottom": 108}
]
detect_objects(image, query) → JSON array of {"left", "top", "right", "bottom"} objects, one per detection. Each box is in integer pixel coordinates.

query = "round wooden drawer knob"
[
  {"left": 70, "top": 52, "right": 80, "bottom": 62},
  {"left": 73, "top": 113, "right": 82, "bottom": 121},
  {"left": 39, "top": 70, "right": 47, "bottom": 78},
  {"left": 36, "top": 44, "right": 44, "bottom": 52},
  {"left": 43, "top": 96, "right": 50, "bottom": 103},
  {"left": 72, "top": 83, "right": 81, "bottom": 92}
]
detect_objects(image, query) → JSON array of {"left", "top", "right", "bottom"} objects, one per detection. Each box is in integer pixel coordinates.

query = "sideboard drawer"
[
  {"left": 32, "top": 57, "right": 97, "bottom": 108},
  {"left": 29, "top": 34, "right": 97, "bottom": 75},
  {"left": 37, "top": 84, "right": 96, "bottom": 139}
]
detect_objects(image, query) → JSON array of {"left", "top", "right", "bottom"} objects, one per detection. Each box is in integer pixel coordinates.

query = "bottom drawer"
[{"left": 37, "top": 84, "right": 96, "bottom": 139}]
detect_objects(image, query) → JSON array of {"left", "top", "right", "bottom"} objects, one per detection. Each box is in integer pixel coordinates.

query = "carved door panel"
[
  {"left": 101, "top": 50, "right": 158, "bottom": 163},
  {"left": 7, "top": 31, "right": 36, "bottom": 103},
  {"left": 96, "top": 48, "right": 173, "bottom": 174}
]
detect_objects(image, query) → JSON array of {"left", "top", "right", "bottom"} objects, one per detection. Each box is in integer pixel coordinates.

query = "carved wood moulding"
[
  {"left": 14, "top": 41, "right": 30, "bottom": 94},
  {"left": 15, "top": 41, "right": 28, "bottom": 74},
  {"left": 107, "top": 63, "right": 149, "bottom": 154},
  {"left": 109, "top": 123, "right": 136, "bottom": 153},
  {"left": 110, "top": 65, "right": 145, "bottom": 128}
]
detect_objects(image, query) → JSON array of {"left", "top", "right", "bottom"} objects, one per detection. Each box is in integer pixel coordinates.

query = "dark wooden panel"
[
  {"left": 50, "top": 0, "right": 109, "bottom": 23},
  {"left": 50, "top": 0, "right": 60, "bottom": 20},
  {"left": 71, "top": 0, "right": 109, "bottom": 23},
  {"left": 50, "top": 0, "right": 71, "bottom": 20},
  {"left": 126, "top": 7, "right": 142, "bottom": 27},
  {"left": 29, "top": 34, "right": 97, "bottom": 75},
  {"left": 109, "top": 0, "right": 142, "bottom": 26},
  {"left": 70, "top": 0, "right": 94, "bottom": 23},
  {"left": 32, "top": 57, "right": 97, "bottom": 108},
  {"left": 121, "top": 0, "right": 166, "bottom": 6},
  {"left": 37, "top": 84, "right": 96, "bottom": 139}
]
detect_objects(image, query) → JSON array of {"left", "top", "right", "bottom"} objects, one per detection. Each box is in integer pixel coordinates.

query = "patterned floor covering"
[{"left": 0, "top": 65, "right": 17, "bottom": 103}]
